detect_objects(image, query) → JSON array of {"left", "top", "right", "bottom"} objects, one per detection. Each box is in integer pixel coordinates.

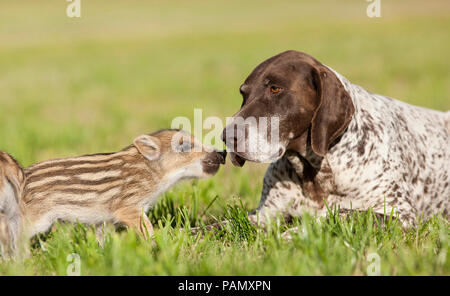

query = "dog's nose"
[{"left": 218, "top": 150, "right": 227, "bottom": 164}]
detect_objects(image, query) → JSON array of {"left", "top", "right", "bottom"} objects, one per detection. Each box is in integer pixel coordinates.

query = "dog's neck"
[
  {"left": 286, "top": 124, "right": 348, "bottom": 171},
  {"left": 286, "top": 129, "right": 323, "bottom": 170}
]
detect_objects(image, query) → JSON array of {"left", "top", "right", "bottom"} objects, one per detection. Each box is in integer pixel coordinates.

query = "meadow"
[{"left": 0, "top": 0, "right": 449, "bottom": 275}]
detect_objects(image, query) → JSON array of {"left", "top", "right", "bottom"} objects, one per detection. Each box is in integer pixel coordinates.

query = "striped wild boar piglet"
[
  {"left": 0, "top": 151, "right": 25, "bottom": 257},
  {"left": 18, "top": 129, "right": 226, "bottom": 245}
]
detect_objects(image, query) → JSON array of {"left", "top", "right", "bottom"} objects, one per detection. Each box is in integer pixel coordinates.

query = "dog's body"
[
  {"left": 1, "top": 129, "right": 225, "bottom": 256},
  {"left": 254, "top": 72, "right": 449, "bottom": 226},
  {"left": 223, "top": 50, "right": 449, "bottom": 228}
]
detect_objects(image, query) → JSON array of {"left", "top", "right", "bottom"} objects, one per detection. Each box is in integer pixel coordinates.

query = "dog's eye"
[
  {"left": 177, "top": 138, "right": 192, "bottom": 153},
  {"left": 270, "top": 86, "right": 282, "bottom": 94}
]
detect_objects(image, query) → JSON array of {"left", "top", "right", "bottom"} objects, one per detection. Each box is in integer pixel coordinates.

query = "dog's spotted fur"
[
  {"left": 257, "top": 73, "right": 449, "bottom": 226},
  {"left": 224, "top": 51, "right": 449, "bottom": 230}
]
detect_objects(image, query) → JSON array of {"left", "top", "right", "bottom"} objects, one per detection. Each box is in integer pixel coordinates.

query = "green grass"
[
  {"left": 0, "top": 0, "right": 449, "bottom": 275},
  {"left": 0, "top": 192, "right": 448, "bottom": 275}
]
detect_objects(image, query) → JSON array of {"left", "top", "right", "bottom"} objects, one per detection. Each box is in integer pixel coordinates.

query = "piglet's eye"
[
  {"left": 176, "top": 138, "right": 192, "bottom": 152},
  {"left": 270, "top": 86, "right": 282, "bottom": 94},
  {"left": 180, "top": 142, "right": 191, "bottom": 152}
]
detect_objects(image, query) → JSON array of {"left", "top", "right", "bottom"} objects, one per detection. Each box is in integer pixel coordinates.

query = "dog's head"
[{"left": 222, "top": 50, "right": 354, "bottom": 166}]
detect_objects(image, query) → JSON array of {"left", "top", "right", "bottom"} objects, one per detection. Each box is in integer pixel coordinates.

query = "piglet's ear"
[{"left": 133, "top": 135, "right": 161, "bottom": 161}]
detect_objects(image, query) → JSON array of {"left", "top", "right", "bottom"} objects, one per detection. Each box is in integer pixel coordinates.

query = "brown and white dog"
[
  {"left": 0, "top": 129, "right": 225, "bottom": 256},
  {"left": 221, "top": 50, "right": 449, "bottom": 232}
]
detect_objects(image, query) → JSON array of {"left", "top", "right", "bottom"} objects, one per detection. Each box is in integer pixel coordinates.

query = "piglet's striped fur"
[{"left": 1, "top": 129, "right": 225, "bottom": 256}]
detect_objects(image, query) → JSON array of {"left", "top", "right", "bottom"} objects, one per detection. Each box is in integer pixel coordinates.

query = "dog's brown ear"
[{"left": 310, "top": 67, "right": 354, "bottom": 157}]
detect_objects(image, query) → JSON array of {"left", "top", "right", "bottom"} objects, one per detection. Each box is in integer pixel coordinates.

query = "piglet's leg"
[
  {"left": 114, "top": 208, "right": 153, "bottom": 239},
  {"left": 0, "top": 213, "right": 12, "bottom": 258}
]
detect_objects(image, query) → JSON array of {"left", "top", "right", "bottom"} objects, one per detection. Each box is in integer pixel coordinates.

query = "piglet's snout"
[{"left": 222, "top": 123, "right": 248, "bottom": 152}]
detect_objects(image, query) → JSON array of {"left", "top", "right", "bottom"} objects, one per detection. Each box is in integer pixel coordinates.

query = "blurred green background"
[{"left": 0, "top": 0, "right": 449, "bottom": 276}]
